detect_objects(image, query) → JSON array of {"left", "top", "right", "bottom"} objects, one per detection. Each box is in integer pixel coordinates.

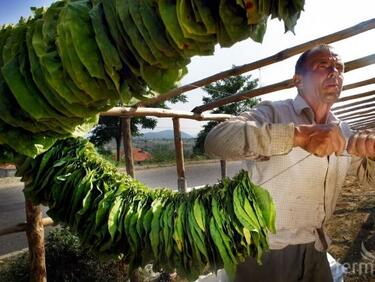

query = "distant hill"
[{"left": 136, "top": 130, "right": 195, "bottom": 140}]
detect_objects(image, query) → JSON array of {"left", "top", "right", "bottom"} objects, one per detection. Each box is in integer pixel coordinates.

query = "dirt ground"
[{"left": 326, "top": 175, "right": 375, "bottom": 282}]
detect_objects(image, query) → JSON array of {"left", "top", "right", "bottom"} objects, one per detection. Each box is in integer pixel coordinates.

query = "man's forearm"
[{"left": 204, "top": 118, "right": 294, "bottom": 160}]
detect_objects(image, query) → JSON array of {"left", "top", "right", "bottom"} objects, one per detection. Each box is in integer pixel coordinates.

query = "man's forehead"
[{"left": 307, "top": 48, "right": 343, "bottom": 63}]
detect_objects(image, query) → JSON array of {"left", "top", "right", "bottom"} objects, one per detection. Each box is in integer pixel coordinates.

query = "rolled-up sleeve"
[
  {"left": 204, "top": 103, "right": 295, "bottom": 160},
  {"left": 356, "top": 157, "right": 375, "bottom": 187}
]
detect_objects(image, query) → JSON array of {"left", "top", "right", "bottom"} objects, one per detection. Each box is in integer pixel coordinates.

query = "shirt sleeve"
[
  {"left": 204, "top": 102, "right": 295, "bottom": 160},
  {"left": 356, "top": 157, "right": 375, "bottom": 187},
  {"left": 342, "top": 122, "right": 375, "bottom": 187}
]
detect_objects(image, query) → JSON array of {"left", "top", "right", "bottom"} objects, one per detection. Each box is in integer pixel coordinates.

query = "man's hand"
[
  {"left": 294, "top": 124, "right": 346, "bottom": 157},
  {"left": 347, "top": 130, "right": 375, "bottom": 159}
]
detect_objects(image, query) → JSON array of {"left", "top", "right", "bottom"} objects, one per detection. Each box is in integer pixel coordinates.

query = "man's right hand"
[{"left": 293, "top": 124, "right": 346, "bottom": 157}]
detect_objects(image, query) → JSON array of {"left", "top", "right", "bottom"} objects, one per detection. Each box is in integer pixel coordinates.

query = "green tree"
[
  {"left": 89, "top": 95, "right": 187, "bottom": 162},
  {"left": 193, "top": 73, "right": 260, "bottom": 155}
]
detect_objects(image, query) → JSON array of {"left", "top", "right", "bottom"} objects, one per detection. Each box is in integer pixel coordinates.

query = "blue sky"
[
  {"left": 1, "top": 0, "right": 374, "bottom": 136},
  {"left": 0, "top": 0, "right": 54, "bottom": 24}
]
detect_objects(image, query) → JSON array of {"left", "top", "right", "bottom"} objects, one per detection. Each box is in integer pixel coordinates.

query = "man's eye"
[{"left": 336, "top": 65, "right": 344, "bottom": 72}]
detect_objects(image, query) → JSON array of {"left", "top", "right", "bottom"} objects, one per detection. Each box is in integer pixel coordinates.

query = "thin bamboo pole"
[
  {"left": 101, "top": 107, "right": 232, "bottom": 120},
  {"left": 122, "top": 117, "right": 134, "bottom": 177},
  {"left": 173, "top": 118, "right": 187, "bottom": 192},
  {"left": 0, "top": 218, "right": 54, "bottom": 237},
  {"left": 25, "top": 199, "right": 47, "bottom": 282},
  {"left": 352, "top": 121, "right": 375, "bottom": 130},
  {"left": 350, "top": 118, "right": 375, "bottom": 128},
  {"left": 137, "top": 18, "right": 375, "bottom": 107},
  {"left": 344, "top": 54, "right": 375, "bottom": 72},
  {"left": 193, "top": 54, "right": 375, "bottom": 113},
  {"left": 337, "top": 108, "right": 375, "bottom": 120},
  {"left": 341, "top": 113, "right": 375, "bottom": 122},
  {"left": 342, "top": 77, "right": 375, "bottom": 91},
  {"left": 192, "top": 79, "right": 294, "bottom": 113},
  {"left": 336, "top": 90, "right": 375, "bottom": 104},
  {"left": 334, "top": 102, "right": 375, "bottom": 115},
  {"left": 333, "top": 96, "right": 375, "bottom": 111}
]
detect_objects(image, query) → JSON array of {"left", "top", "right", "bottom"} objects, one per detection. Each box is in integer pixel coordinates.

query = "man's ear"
[{"left": 293, "top": 74, "right": 303, "bottom": 90}]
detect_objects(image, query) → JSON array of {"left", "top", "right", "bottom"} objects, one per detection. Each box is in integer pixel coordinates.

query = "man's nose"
[{"left": 328, "top": 66, "right": 340, "bottom": 77}]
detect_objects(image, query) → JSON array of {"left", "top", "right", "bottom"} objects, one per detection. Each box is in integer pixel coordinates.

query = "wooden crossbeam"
[
  {"left": 342, "top": 114, "right": 375, "bottom": 123},
  {"left": 349, "top": 117, "right": 375, "bottom": 127},
  {"left": 136, "top": 18, "right": 375, "bottom": 107},
  {"left": 101, "top": 107, "right": 233, "bottom": 120},
  {"left": 336, "top": 90, "right": 375, "bottom": 104},
  {"left": 352, "top": 121, "right": 375, "bottom": 130},
  {"left": 342, "top": 77, "right": 375, "bottom": 91},
  {"left": 334, "top": 102, "right": 375, "bottom": 115},
  {"left": 337, "top": 108, "right": 375, "bottom": 119},
  {"left": 193, "top": 54, "right": 375, "bottom": 113},
  {"left": 0, "top": 218, "right": 54, "bottom": 237},
  {"left": 333, "top": 95, "right": 375, "bottom": 111}
]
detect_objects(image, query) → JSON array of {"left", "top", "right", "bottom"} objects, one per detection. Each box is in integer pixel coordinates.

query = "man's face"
[{"left": 297, "top": 48, "right": 344, "bottom": 105}]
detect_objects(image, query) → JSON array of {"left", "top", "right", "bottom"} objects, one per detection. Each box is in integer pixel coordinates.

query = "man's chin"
[{"left": 324, "top": 93, "right": 340, "bottom": 103}]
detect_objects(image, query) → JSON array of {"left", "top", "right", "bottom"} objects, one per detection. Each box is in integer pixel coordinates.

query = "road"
[{"left": 0, "top": 160, "right": 243, "bottom": 255}]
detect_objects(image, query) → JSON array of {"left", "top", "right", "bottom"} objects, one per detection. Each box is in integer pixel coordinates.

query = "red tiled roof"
[{"left": 132, "top": 148, "right": 151, "bottom": 162}]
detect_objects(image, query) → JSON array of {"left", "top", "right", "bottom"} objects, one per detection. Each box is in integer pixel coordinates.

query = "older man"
[{"left": 205, "top": 44, "right": 375, "bottom": 282}]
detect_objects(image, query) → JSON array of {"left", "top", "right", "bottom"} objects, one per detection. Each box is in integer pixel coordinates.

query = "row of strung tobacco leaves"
[
  {"left": 16, "top": 137, "right": 276, "bottom": 281},
  {"left": 0, "top": 0, "right": 305, "bottom": 158}
]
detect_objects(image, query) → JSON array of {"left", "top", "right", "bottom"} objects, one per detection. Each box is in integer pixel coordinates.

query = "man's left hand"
[{"left": 347, "top": 130, "right": 375, "bottom": 159}]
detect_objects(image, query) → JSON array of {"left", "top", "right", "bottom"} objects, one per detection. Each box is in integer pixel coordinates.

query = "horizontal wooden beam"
[
  {"left": 193, "top": 54, "right": 375, "bottom": 113},
  {"left": 137, "top": 18, "right": 375, "bottom": 107},
  {"left": 342, "top": 113, "right": 375, "bottom": 123},
  {"left": 333, "top": 95, "right": 375, "bottom": 111},
  {"left": 101, "top": 107, "right": 233, "bottom": 120},
  {"left": 335, "top": 90, "right": 375, "bottom": 104},
  {"left": 348, "top": 117, "right": 375, "bottom": 126},
  {"left": 334, "top": 102, "right": 375, "bottom": 115},
  {"left": 0, "top": 217, "right": 54, "bottom": 237},
  {"left": 342, "top": 77, "right": 375, "bottom": 91},
  {"left": 192, "top": 79, "right": 294, "bottom": 113},
  {"left": 344, "top": 54, "right": 375, "bottom": 72},
  {"left": 337, "top": 108, "right": 375, "bottom": 119},
  {"left": 352, "top": 120, "right": 375, "bottom": 130}
]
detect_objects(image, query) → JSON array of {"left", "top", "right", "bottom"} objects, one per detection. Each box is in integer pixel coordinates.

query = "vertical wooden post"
[
  {"left": 25, "top": 199, "right": 47, "bottom": 282},
  {"left": 119, "top": 117, "right": 137, "bottom": 279},
  {"left": 173, "top": 118, "right": 187, "bottom": 192},
  {"left": 220, "top": 160, "right": 227, "bottom": 179},
  {"left": 122, "top": 117, "right": 134, "bottom": 177}
]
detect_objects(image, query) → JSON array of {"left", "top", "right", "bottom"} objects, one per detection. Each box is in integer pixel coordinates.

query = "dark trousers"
[{"left": 235, "top": 242, "right": 333, "bottom": 282}]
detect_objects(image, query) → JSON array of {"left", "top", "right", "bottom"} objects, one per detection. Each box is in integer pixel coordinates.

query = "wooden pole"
[
  {"left": 137, "top": 18, "right": 375, "bottom": 107},
  {"left": 333, "top": 96, "right": 375, "bottom": 111},
  {"left": 25, "top": 199, "right": 47, "bottom": 282},
  {"left": 173, "top": 118, "right": 186, "bottom": 192},
  {"left": 341, "top": 113, "right": 375, "bottom": 122},
  {"left": 122, "top": 117, "right": 134, "bottom": 177},
  {"left": 0, "top": 218, "right": 54, "bottom": 237},
  {"left": 101, "top": 107, "right": 232, "bottom": 120},
  {"left": 335, "top": 90, "right": 375, "bottom": 104},
  {"left": 337, "top": 108, "right": 375, "bottom": 120},
  {"left": 342, "top": 77, "right": 375, "bottom": 91},
  {"left": 344, "top": 54, "right": 375, "bottom": 72},
  {"left": 193, "top": 54, "right": 375, "bottom": 113},
  {"left": 334, "top": 102, "right": 375, "bottom": 115},
  {"left": 220, "top": 160, "right": 227, "bottom": 179},
  {"left": 350, "top": 118, "right": 375, "bottom": 128}
]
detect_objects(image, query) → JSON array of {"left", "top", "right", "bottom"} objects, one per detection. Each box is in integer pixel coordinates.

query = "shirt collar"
[
  {"left": 292, "top": 94, "right": 311, "bottom": 116},
  {"left": 292, "top": 94, "right": 337, "bottom": 124}
]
